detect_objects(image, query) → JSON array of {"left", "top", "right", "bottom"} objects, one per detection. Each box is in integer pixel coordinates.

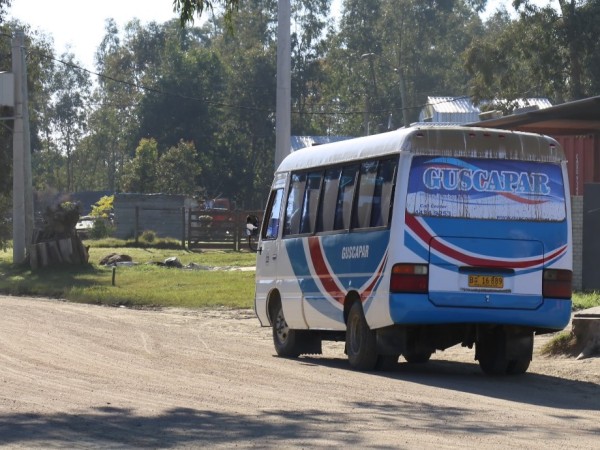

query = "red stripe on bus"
[
  {"left": 406, "top": 213, "right": 566, "bottom": 268},
  {"left": 308, "top": 237, "right": 345, "bottom": 304}
]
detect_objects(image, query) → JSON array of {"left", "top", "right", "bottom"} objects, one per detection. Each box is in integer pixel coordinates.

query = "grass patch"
[
  {"left": 540, "top": 330, "right": 581, "bottom": 357},
  {"left": 0, "top": 246, "right": 257, "bottom": 309},
  {"left": 2, "top": 242, "right": 599, "bottom": 313},
  {"left": 86, "top": 245, "right": 256, "bottom": 268},
  {"left": 90, "top": 237, "right": 184, "bottom": 249},
  {"left": 572, "top": 291, "right": 600, "bottom": 310}
]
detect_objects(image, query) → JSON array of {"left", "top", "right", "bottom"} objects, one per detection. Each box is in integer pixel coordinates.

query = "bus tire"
[
  {"left": 272, "top": 301, "right": 302, "bottom": 358},
  {"left": 476, "top": 330, "right": 508, "bottom": 375},
  {"left": 506, "top": 358, "right": 530, "bottom": 375},
  {"left": 346, "top": 302, "right": 378, "bottom": 371},
  {"left": 376, "top": 354, "right": 399, "bottom": 371}
]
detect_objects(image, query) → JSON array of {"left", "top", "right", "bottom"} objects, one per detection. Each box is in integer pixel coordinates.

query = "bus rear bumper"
[{"left": 388, "top": 294, "right": 572, "bottom": 331}]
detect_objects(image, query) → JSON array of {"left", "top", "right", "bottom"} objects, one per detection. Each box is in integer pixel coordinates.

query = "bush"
[
  {"left": 139, "top": 230, "right": 156, "bottom": 243},
  {"left": 90, "top": 219, "right": 115, "bottom": 239},
  {"left": 91, "top": 195, "right": 114, "bottom": 219}
]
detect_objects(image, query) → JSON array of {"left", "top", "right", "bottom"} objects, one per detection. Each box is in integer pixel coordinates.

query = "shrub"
[
  {"left": 91, "top": 195, "right": 114, "bottom": 219},
  {"left": 139, "top": 230, "right": 156, "bottom": 243},
  {"left": 90, "top": 219, "right": 115, "bottom": 239}
]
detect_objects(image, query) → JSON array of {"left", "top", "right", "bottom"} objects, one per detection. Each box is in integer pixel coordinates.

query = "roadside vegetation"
[
  {"left": 0, "top": 240, "right": 257, "bottom": 309},
  {"left": 0, "top": 239, "right": 599, "bottom": 312}
]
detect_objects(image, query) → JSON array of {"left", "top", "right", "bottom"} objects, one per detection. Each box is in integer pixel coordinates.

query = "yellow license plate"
[{"left": 468, "top": 274, "right": 504, "bottom": 289}]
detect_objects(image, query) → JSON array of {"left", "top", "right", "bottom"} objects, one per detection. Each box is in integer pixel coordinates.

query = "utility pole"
[
  {"left": 11, "top": 30, "right": 33, "bottom": 264},
  {"left": 274, "top": 0, "right": 291, "bottom": 169}
]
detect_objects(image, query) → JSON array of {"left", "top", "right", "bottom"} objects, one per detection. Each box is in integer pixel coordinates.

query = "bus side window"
[
  {"left": 352, "top": 161, "right": 378, "bottom": 229},
  {"left": 316, "top": 168, "right": 341, "bottom": 232},
  {"left": 263, "top": 188, "right": 284, "bottom": 240},
  {"left": 371, "top": 159, "right": 397, "bottom": 227},
  {"left": 299, "top": 171, "right": 322, "bottom": 234},
  {"left": 334, "top": 165, "right": 358, "bottom": 230},
  {"left": 284, "top": 173, "right": 307, "bottom": 236}
]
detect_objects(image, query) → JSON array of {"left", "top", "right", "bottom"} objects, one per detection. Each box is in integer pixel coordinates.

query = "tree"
[
  {"left": 157, "top": 140, "right": 202, "bottom": 195},
  {"left": 208, "top": 0, "right": 278, "bottom": 208},
  {"left": 0, "top": 0, "right": 11, "bottom": 24},
  {"left": 466, "top": 0, "right": 600, "bottom": 104},
  {"left": 173, "top": 0, "right": 240, "bottom": 26},
  {"left": 121, "top": 138, "right": 160, "bottom": 193},
  {"left": 324, "top": 0, "right": 484, "bottom": 134},
  {"left": 49, "top": 52, "right": 92, "bottom": 192},
  {"left": 290, "top": 0, "right": 332, "bottom": 136}
]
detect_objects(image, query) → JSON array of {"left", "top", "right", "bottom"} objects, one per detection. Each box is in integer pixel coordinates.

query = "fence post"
[
  {"left": 181, "top": 207, "right": 186, "bottom": 248},
  {"left": 233, "top": 210, "right": 239, "bottom": 251},
  {"left": 134, "top": 206, "right": 139, "bottom": 243}
]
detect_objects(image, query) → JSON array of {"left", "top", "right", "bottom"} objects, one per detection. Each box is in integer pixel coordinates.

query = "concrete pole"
[
  {"left": 11, "top": 31, "right": 26, "bottom": 264},
  {"left": 274, "top": 0, "right": 291, "bottom": 169},
  {"left": 21, "top": 34, "right": 33, "bottom": 257}
]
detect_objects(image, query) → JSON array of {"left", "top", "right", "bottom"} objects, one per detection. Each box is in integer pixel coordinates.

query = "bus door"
[{"left": 255, "top": 186, "right": 284, "bottom": 326}]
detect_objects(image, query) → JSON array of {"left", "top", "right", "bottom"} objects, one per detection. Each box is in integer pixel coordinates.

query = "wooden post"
[
  {"left": 181, "top": 206, "right": 186, "bottom": 248},
  {"left": 233, "top": 211, "right": 239, "bottom": 252},
  {"left": 134, "top": 206, "right": 139, "bottom": 243}
]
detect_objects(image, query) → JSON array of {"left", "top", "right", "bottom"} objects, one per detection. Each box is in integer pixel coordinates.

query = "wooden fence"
[
  {"left": 120, "top": 206, "right": 263, "bottom": 250},
  {"left": 187, "top": 209, "right": 263, "bottom": 250}
]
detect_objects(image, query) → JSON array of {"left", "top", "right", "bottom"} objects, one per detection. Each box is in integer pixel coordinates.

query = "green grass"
[
  {"left": 1, "top": 241, "right": 600, "bottom": 312},
  {"left": 571, "top": 291, "right": 600, "bottom": 311},
  {"left": 540, "top": 330, "right": 580, "bottom": 357},
  {"left": 0, "top": 245, "right": 257, "bottom": 308}
]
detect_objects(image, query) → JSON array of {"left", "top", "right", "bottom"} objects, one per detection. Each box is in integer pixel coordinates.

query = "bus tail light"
[
  {"left": 542, "top": 269, "right": 572, "bottom": 299},
  {"left": 390, "top": 264, "right": 429, "bottom": 293}
]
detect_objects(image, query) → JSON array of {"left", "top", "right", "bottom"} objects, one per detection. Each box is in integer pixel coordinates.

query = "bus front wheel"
[
  {"left": 346, "top": 302, "right": 378, "bottom": 371},
  {"left": 272, "top": 301, "right": 302, "bottom": 357}
]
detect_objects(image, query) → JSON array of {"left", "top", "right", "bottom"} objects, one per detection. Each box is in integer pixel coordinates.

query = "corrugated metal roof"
[
  {"left": 425, "top": 96, "right": 480, "bottom": 114},
  {"left": 290, "top": 135, "right": 353, "bottom": 152},
  {"left": 419, "top": 97, "right": 481, "bottom": 124},
  {"left": 490, "top": 98, "right": 553, "bottom": 111}
]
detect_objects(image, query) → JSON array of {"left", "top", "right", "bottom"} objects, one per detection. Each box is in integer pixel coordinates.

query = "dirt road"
[{"left": 0, "top": 295, "right": 598, "bottom": 449}]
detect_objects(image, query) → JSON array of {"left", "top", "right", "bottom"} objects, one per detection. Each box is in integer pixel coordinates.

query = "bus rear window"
[{"left": 406, "top": 156, "right": 566, "bottom": 221}]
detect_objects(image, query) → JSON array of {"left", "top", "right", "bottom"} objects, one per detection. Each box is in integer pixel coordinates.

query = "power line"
[
  {"left": 35, "top": 49, "right": 480, "bottom": 119},
  {"left": 37, "top": 52, "right": 273, "bottom": 113}
]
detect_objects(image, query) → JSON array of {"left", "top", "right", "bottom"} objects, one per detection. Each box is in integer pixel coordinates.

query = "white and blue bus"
[{"left": 254, "top": 125, "right": 572, "bottom": 375}]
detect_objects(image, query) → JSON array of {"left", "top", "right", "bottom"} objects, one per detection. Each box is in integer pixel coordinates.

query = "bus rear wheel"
[
  {"left": 346, "top": 302, "right": 378, "bottom": 371},
  {"left": 476, "top": 328, "right": 532, "bottom": 375},
  {"left": 507, "top": 358, "right": 530, "bottom": 375}
]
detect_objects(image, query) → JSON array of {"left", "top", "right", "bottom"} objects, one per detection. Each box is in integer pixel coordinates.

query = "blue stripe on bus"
[
  {"left": 285, "top": 230, "right": 390, "bottom": 301},
  {"left": 389, "top": 293, "right": 572, "bottom": 330}
]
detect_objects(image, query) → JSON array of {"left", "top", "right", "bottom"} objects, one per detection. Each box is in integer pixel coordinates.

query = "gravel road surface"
[{"left": 0, "top": 295, "right": 598, "bottom": 449}]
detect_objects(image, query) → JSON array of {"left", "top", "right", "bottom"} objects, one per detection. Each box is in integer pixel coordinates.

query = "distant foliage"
[
  {"left": 139, "top": 230, "right": 157, "bottom": 243},
  {"left": 38, "top": 202, "right": 81, "bottom": 240},
  {"left": 90, "top": 195, "right": 114, "bottom": 219},
  {"left": 90, "top": 218, "right": 115, "bottom": 239},
  {"left": 0, "top": 194, "right": 11, "bottom": 250},
  {"left": 121, "top": 139, "right": 159, "bottom": 194}
]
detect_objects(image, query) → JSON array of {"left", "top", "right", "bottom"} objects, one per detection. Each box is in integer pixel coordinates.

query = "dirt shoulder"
[{"left": 0, "top": 295, "right": 598, "bottom": 449}]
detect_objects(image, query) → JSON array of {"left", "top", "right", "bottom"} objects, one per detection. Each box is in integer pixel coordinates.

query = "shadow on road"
[
  {"left": 0, "top": 406, "right": 365, "bottom": 449},
  {"left": 299, "top": 355, "right": 600, "bottom": 412}
]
